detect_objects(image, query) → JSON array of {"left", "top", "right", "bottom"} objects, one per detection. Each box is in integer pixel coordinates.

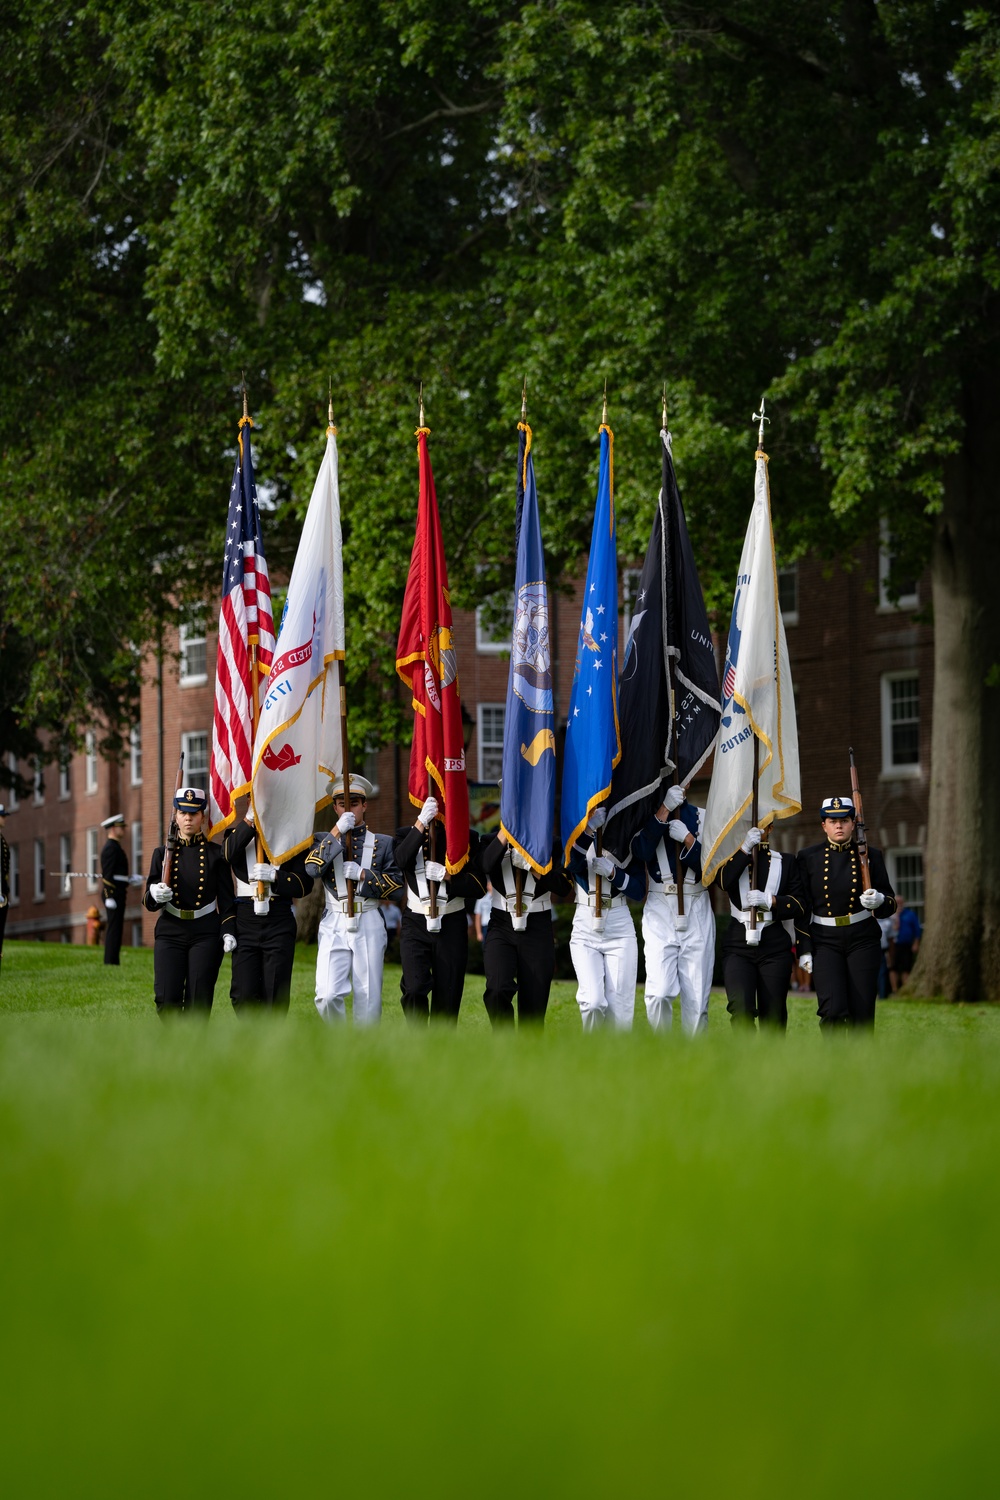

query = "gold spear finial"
[
  {"left": 753, "top": 394, "right": 770, "bottom": 449},
  {"left": 419, "top": 381, "right": 425, "bottom": 428},
  {"left": 242, "top": 372, "right": 248, "bottom": 422},
  {"left": 602, "top": 378, "right": 608, "bottom": 426},
  {"left": 521, "top": 375, "right": 527, "bottom": 421},
  {"left": 327, "top": 376, "right": 337, "bottom": 436},
  {"left": 662, "top": 383, "right": 668, "bottom": 431}
]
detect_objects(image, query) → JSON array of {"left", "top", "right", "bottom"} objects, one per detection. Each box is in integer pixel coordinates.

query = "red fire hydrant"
[{"left": 86, "top": 906, "right": 104, "bottom": 946}]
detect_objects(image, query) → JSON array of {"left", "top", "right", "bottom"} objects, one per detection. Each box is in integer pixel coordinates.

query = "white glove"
[
  {"left": 129, "top": 874, "right": 144, "bottom": 886},
  {"left": 342, "top": 861, "right": 362, "bottom": 882},
  {"left": 150, "top": 882, "right": 172, "bottom": 905},
  {"left": 336, "top": 811, "right": 356, "bottom": 836},
  {"left": 245, "top": 809, "right": 255, "bottom": 825},
  {"left": 588, "top": 806, "right": 606, "bottom": 830},
  {"left": 741, "top": 827, "right": 763, "bottom": 854},
  {"left": 510, "top": 849, "right": 532, "bottom": 872},
  {"left": 746, "top": 888, "right": 771, "bottom": 909},
  {"left": 799, "top": 953, "right": 813, "bottom": 975},
  {"left": 419, "top": 796, "right": 439, "bottom": 826},
  {"left": 223, "top": 934, "right": 237, "bottom": 954},
  {"left": 664, "top": 784, "right": 686, "bottom": 811},
  {"left": 667, "top": 819, "right": 689, "bottom": 844},
  {"left": 250, "top": 861, "right": 277, "bottom": 883},
  {"left": 586, "top": 846, "right": 615, "bottom": 879},
  {"left": 860, "top": 888, "right": 882, "bottom": 910},
  {"left": 425, "top": 861, "right": 447, "bottom": 883},
  {"left": 105, "top": 898, "right": 117, "bottom": 910}
]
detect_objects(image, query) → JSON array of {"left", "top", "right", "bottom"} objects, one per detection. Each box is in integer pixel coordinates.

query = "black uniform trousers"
[
  {"left": 230, "top": 900, "right": 297, "bottom": 1013},
  {"left": 399, "top": 908, "right": 467, "bottom": 1023},
  {"left": 722, "top": 922, "right": 794, "bottom": 1030},
  {"left": 103, "top": 900, "right": 126, "bottom": 966},
  {"left": 813, "top": 923, "right": 881, "bottom": 1029},
  {"left": 153, "top": 914, "right": 223, "bottom": 1014},
  {"left": 483, "top": 909, "right": 554, "bottom": 1026}
]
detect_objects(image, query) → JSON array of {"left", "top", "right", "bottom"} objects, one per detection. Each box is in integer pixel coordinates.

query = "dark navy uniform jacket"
[
  {"left": 225, "top": 821, "right": 314, "bottom": 903},
  {"left": 567, "top": 833, "right": 646, "bottom": 902},
  {"left": 716, "top": 842, "right": 811, "bottom": 951},
  {"left": 796, "top": 838, "right": 896, "bottom": 937},
  {"left": 100, "top": 838, "right": 129, "bottom": 904},
  {"left": 631, "top": 801, "right": 703, "bottom": 886},
  {"left": 393, "top": 825, "right": 485, "bottom": 906},
  {"left": 143, "top": 834, "right": 236, "bottom": 934},
  {"left": 480, "top": 835, "right": 571, "bottom": 901}
]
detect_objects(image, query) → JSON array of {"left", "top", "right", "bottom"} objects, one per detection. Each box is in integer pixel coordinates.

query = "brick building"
[{"left": 1, "top": 531, "right": 930, "bottom": 946}]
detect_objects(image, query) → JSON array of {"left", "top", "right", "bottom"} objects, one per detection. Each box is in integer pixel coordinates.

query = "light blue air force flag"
[
  {"left": 499, "top": 423, "right": 556, "bottom": 874},
  {"left": 561, "top": 423, "right": 621, "bottom": 861}
]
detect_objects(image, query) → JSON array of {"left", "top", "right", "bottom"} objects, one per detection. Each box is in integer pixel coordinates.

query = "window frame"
[
  {"left": 6, "top": 753, "right": 18, "bottom": 810},
  {"left": 888, "top": 846, "right": 925, "bottom": 924},
  {"left": 129, "top": 725, "right": 143, "bottom": 787},
  {"left": 59, "top": 833, "right": 72, "bottom": 898},
  {"left": 8, "top": 844, "right": 19, "bottom": 905},
  {"left": 878, "top": 519, "right": 919, "bottom": 612},
  {"left": 85, "top": 731, "right": 98, "bottom": 794},
  {"left": 476, "top": 702, "right": 506, "bottom": 784},
  {"left": 179, "top": 621, "right": 209, "bottom": 687},
  {"left": 880, "top": 671, "right": 921, "bottom": 779},
  {"left": 180, "top": 730, "right": 210, "bottom": 792},
  {"left": 86, "top": 828, "right": 99, "bottom": 893},
  {"left": 58, "top": 756, "right": 71, "bottom": 800},
  {"left": 777, "top": 560, "right": 799, "bottom": 626},
  {"left": 131, "top": 821, "right": 143, "bottom": 881},
  {"left": 34, "top": 838, "right": 45, "bottom": 902},
  {"left": 475, "top": 591, "right": 515, "bottom": 656}
]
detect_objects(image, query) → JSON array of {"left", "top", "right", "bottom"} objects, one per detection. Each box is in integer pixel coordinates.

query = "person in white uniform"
[
  {"left": 306, "top": 775, "right": 402, "bottom": 1025},
  {"left": 632, "top": 783, "right": 715, "bottom": 1035},
  {"left": 567, "top": 809, "right": 646, "bottom": 1030}
]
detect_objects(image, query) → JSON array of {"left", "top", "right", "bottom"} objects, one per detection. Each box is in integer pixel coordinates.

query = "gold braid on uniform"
[{"left": 822, "top": 837, "right": 859, "bottom": 916}]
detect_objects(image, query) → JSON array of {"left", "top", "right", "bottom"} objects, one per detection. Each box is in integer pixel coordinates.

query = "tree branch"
[{"left": 383, "top": 97, "right": 499, "bottom": 142}]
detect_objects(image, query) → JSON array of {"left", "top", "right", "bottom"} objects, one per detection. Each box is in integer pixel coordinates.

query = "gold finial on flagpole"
[
  {"left": 242, "top": 372, "right": 249, "bottom": 422},
  {"left": 521, "top": 375, "right": 527, "bottom": 421},
  {"left": 419, "top": 382, "right": 425, "bottom": 428},
  {"left": 327, "top": 376, "right": 337, "bottom": 436},
  {"left": 602, "top": 378, "right": 608, "bottom": 426},
  {"left": 662, "top": 383, "right": 668, "bottom": 431},
  {"left": 753, "top": 394, "right": 770, "bottom": 450}
]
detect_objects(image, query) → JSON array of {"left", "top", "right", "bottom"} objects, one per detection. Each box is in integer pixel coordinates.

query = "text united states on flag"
[{"left": 209, "top": 417, "right": 275, "bottom": 837}]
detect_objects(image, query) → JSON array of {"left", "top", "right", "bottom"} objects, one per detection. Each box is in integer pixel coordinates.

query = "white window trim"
[
  {"left": 33, "top": 761, "right": 44, "bottom": 806},
  {"left": 131, "top": 821, "right": 143, "bottom": 879},
  {"left": 180, "top": 730, "right": 210, "bottom": 791},
  {"left": 878, "top": 519, "right": 919, "bottom": 613},
  {"left": 6, "top": 753, "right": 18, "bottom": 810},
  {"left": 59, "top": 834, "right": 72, "bottom": 899},
  {"left": 476, "top": 702, "right": 506, "bottom": 784},
  {"left": 880, "top": 671, "right": 921, "bottom": 779},
  {"left": 778, "top": 561, "right": 799, "bottom": 627},
  {"left": 86, "top": 829, "right": 99, "bottom": 893},
  {"left": 475, "top": 591, "right": 514, "bottom": 655},
  {"left": 33, "top": 839, "right": 45, "bottom": 902},
  {"left": 8, "top": 844, "right": 19, "bottom": 905},
  {"left": 179, "top": 622, "right": 209, "bottom": 687},
  {"left": 58, "top": 758, "right": 71, "bottom": 801},
  {"left": 85, "top": 731, "right": 98, "bottom": 794},
  {"left": 129, "top": 726, "right": 143, "bottom": 787}
]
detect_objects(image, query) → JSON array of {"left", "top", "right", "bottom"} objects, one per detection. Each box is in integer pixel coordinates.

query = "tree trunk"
[{"left": 909, "top": 368, "right": 1000, "bottom": 1002}]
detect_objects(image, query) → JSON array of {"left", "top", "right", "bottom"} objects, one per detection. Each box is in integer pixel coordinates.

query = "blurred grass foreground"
[{"left": 1, "top": 943, "right": 997, "bottom": 1497}]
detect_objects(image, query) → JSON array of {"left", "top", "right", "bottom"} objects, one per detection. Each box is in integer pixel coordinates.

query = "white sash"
[{"left": 730, "top": 850, "right": 782, "bottom": 926}]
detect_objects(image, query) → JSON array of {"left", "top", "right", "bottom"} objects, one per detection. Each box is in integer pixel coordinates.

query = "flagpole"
[
  {"left": 417, "top": 383, "right": 440, "bottom": 927},
  {"left": 330, "top": 388, "right": 356, "bottom": 923},
  {"left": 592, "top": 381, "right": 612, "bottom": 920},
  {"left": 661, "top": 389, "right": 686, "bottom": 926},
  {"left": 242, "top": 380, "right": 269, "bottom": 911},
  {"left": 747, "top": 397, "right": 769, "bottom": 940}
]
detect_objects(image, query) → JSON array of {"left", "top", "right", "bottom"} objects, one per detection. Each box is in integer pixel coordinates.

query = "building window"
[
  {"left": 181, "top": 731, "right": 210, "bottom": 791},
  {"left": 878, "top": 520, "right": 919, "bottom": 611},
  {"left": 85, "top": 731, "right": 98, "bottom": 794},
  {"left": 86, "top": 829, "right": 99, "bottom": 893},
  {"left": 6, "top": 753, "right": 18, "bottom": 810},
  {"left": 179, "top": 620, "right": 208, "bottom": 685},
  {"left": 131, "top": 821, "right": 143, "bottom": 880},
  {"left": 881, "top": 672, "right": 920, "bottom": 775},
  {"left": 475, "top": 591, "right": 515, "bottom": 655},
  {"left": 477, "top": 704, "right": 505, "bottom": 783},
  {"left": 621, "top": 568, "right": 643, "bottom": 639},
  {"left": 130, "top": 725, "right": 143, "bottom": 786},
  {"left": 362, "top": 749, "right": 381, "bottom": 798},
  {"left": 34, "top": 839, "right": 45, "bottom": 901},
  {"left": 59, "top": 833, "right": 72, "bottom": 897},
  {"left": 59, "top": 756, "right": 71, "bottom": 800},
  {"left": 889, "top": 848, "right": 925, "bottom": 924},
  {"left": 778, "top": 562, "right": 799, "bottom": 625},
  {"left": 9, "top": 844, "right": 19, "bottom": 904},
  {"left": 33, "top": 760, "right": 44, "bottom": 805}
]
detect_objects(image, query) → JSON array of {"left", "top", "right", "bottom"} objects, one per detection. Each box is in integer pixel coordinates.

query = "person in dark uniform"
[
  {"left": 100, "top": 814, "right": 131, "bottom": 966},
  {"left": 480, "top": 829, "right": 570, "bottom": 1027},
  {"left": 305, "top": 775, "right": 402, "bottom": 1025},
  {"left": 223, "top": 801, "right": 313, "bottom": 1014},
  {"left": 394, "top": 795, "right": 485, "bottom": 1024},
  {"left": 796, "top": 796, "right": 897, "bottom": 1031},
  {"left": 715, "top": 824, "right": 810, "bottom": 1031},
  {"left": 0, "top": 803, "right": 10, "bottom": 977},
  {"left": 144, "top": 786, "right": 236, "bottom": 1015}
]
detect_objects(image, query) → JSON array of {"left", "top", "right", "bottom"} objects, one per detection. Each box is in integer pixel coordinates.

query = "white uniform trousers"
[
  {"left": 569, "top": 903, "right": 638, "bottom": 1031},
  {"left": 642, "top": 886, "right": 715, "bottom": 1035},
  {"left": 314, "top": 905, "right": 386, "bottom": 1026}
]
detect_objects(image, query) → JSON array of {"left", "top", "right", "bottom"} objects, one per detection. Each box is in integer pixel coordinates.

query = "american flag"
[{"left": 209, "top": 414, "right": 275, "bottom": 836}]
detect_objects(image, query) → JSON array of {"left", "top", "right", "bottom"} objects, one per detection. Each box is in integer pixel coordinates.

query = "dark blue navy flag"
[
  {"left": 604, "top": 428, "right": 720, "bottom": 864},
  {"left": 561, "top": 423, "right": 621, "bottom": 860},
  {"left": 499, "top": 422, "right": 556, "bottom": 875}
]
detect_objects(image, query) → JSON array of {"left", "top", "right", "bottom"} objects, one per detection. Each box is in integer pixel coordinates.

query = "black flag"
[{"left": 604, "top": 429, "right": 721, "bottom": 863}]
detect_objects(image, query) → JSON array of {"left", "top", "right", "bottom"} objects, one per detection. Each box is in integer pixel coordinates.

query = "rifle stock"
[
  {"left": 161, "top": 752, "right": 185, "bottom": 888},
  {"left": 849, "top": 746, "right": 872, "bottom": 889}
]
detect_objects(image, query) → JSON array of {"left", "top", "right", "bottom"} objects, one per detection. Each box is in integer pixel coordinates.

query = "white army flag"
[
  {"left": 701, "top": 450, "right": 801, "bottom": 884},
  {"left": 251, "top": 425, "right": 345, "bottom": 863}
]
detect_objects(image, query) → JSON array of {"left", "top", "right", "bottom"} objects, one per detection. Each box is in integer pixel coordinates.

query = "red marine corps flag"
[{"left": 395, "top": 409, "right": 470, "bottom": 874}]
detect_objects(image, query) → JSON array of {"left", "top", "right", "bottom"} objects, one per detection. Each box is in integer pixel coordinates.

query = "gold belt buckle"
[
  {"left": 179, "top": 909, "right": 194, "bottom": 921},
  {"left": 834, "top": 915, "right": 850, "bottom": 928}
]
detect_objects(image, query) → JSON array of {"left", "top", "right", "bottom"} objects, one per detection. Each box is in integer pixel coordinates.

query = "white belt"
[
  {"left": 650, "top": 879, "right": 704, "bottom": 898},
  {"left": 406, "top": 888, "right": 466, "bottom": 918},
  {"left": 574, "top": 886, "right": 626, "bottom": 912},
  {"left": 813, "top": 910, "right": 873, "bottom": 928},
  {"left": 730, "top": 904, "right": 773, "bottom": 926},
  {"left": 328, "top": 896, "right": 380, "bottom": 916},
  {"left": 491, "top": 889, "right": 551, "bottom": 917},
  {"left": 165, "top": 900, "right": 217, "bottom": 921}
]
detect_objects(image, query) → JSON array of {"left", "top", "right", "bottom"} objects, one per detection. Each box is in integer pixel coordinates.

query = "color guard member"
[
  {"left": 480, "top": 829, "right": 570, "bottom": 1026},
  {"left": 223, "top": 804, "right": 313, "bottom": 1013},
  {"left": 715, "top": 824, "right": 809, "bottom": 1030},
  {"left": 567, "top": 809, "right": 646, "bottom": 1030}
]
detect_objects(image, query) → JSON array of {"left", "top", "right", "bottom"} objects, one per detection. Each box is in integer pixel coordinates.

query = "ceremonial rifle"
[
  {"left": 161, "top": 752, "right": 184, "bottom": 890},
  {"left": 849, "top": 747, "right": 872, "bottom": 890}
]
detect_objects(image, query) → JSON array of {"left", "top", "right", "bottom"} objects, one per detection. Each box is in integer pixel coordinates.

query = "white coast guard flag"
[
  {"left": 701, "top": 450, "right": 801, "bottom": 884},
  {"left": 251, "top": 427, "right": 345, "bottom": 863}
]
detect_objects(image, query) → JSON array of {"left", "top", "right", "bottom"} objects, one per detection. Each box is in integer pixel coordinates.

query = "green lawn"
[{"left": 1, "top": 941, "right": 997, "bottom": 1497}]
